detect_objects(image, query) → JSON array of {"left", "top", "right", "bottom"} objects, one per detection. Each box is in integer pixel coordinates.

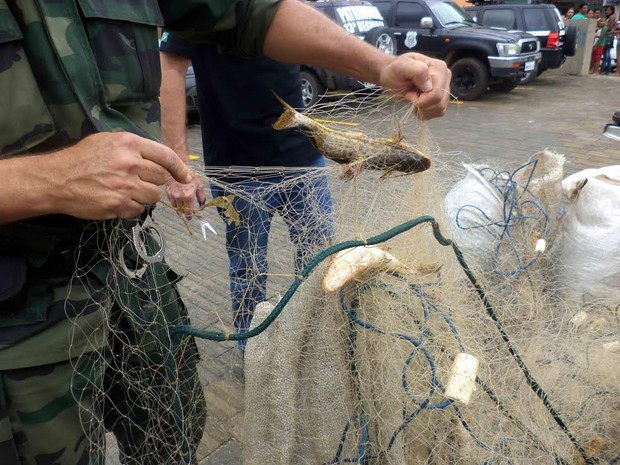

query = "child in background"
[{"left": 591, "top": 17, "right": 607, "bottom": 74}]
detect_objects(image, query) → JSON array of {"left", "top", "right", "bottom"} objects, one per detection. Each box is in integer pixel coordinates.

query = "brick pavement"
[
  {"left": 426, "top": 70, "right": 620, "bottom": 175},
  {"left": 106, "top": 70, "right": 620, "bottom": 465}
]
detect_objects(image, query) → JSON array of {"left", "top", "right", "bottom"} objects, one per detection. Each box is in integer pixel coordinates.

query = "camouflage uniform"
[{"left": 0, "top": 0, "right": 279, "bottom": 463}]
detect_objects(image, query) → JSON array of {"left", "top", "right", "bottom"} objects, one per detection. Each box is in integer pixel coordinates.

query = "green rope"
[
  {"left": 169, "top": 215, "right": 594, "bottom": 465},
  {"left": 170, "top": 215, "right": 440, "bottom": 341}
]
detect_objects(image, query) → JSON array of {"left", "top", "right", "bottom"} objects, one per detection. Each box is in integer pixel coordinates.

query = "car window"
[
  {"left": 481, "top": 9, "right": 517, "bottom": 29},
  {"left": 551, "top": 7, "right": 565, "bottom": 29},
  {"left": 428, "top": 1, "right": 471, "bottom": 26},
  {"left": 465, "top": 8, "right": 478, "bottom": 22},
  {"left": 395, "top": 1, "right": 427, "bottom": 28},
  {"left": 372, "top": 0, "right": 393, "bottom": 22},
  {"left": 523, "top": 9, "right": 548, "bottom": 31},
  {"left": 334, "top": 5, "right": 386, "bottom": 34}
]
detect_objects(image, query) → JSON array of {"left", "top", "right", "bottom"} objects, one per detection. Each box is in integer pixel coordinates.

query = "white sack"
[{"left": 552, "top": 165, "right": 620, "bottom": 305}]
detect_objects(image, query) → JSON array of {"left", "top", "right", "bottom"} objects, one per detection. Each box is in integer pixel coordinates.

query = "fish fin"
[
  {"left": 226, "top": 207, "right": 241, "bottom": 228},
  {"left": 222, "top": 195, "right": 241, "bottom": 227},
  {"left": 272, "top": 93, "right": 299, "bottom": 130},
  {"left": 387, "top": 122, "right": 404, "bottom": 146},
  {"left": 203, "top": 195, "right": 240, "bottom": 227},
  {"left": 340, "top": 163, "right": 363, "bottom": 180},
  {"left": 203, "top": 195, "right": 228, "bottom": 209},
  {"left": 396, "top": 122, "right": 404, "bottom": 142}
]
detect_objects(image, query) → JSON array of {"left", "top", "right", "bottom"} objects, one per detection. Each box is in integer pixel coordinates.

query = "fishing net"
[{"left": 64, "top": 90, "right": 618, "bottom": 464}]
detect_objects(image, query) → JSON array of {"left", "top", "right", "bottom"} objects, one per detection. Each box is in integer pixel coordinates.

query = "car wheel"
[
  {"left": 564, "top": 24, "right": 578, "bottom": 57},
  {"left": 490, "top": 79, "right": 518, "bottom": 93},
  {"left": 450, "top": 58, "right": 489, "bottom": 101},
  {"left": 365, "top": 27, "right": 396, "bottom": 55},
  {"left": 300, "top": 70, "right": 325, "bottom": 108}
]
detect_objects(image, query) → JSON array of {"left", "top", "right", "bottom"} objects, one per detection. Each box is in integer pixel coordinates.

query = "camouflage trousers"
[
  {"left": 0, "top": 232, "right": 207, "bottom": 465},
  {"left": 0, "top": 342, "right": 206, "bottom": 465},
  {"left": 0, "top": 353, "right": 102, "bottom": 465}
]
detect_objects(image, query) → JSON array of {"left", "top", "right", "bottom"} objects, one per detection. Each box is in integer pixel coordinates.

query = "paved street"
[
  {"left": 107, "top": 70, "right": 620, "bottom": 465},
  {"left": 429, "top": 71, "right": 620, "bottom": 175}
]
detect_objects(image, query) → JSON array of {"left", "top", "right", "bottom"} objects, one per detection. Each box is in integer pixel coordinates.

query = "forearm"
[
  {"left": 263, "top": 0, "right": 392, "bottom": 85},
  {"left": 0, "top": 154, "right": 62, "bottom": 224},
  {"left": 160, "top": 51, "right": 192, "bottom": 162},
  {"left": 159, "top": 51, "right": 206, "bottom": 212}
]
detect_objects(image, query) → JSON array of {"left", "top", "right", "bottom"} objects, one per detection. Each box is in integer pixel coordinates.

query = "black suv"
[
  {"left": 301, "top": 0, "right": 397, "bottom": 107},
  {"left": 371, "top": 0, "right": 541, "bottom": 100},
  {"left": 465, "top": 3, "right": 577, "bottom": 82}
]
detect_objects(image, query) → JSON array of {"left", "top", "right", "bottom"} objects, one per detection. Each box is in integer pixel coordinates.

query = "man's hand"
[
  {"left": 166, "top": 170, "right": 206, "bottom": 220},
  {"left": 0, "top": 132, "right": 196, "bottom": 224},
  {"left": 378, "top": 53, "right": 452, "bottom": 120},
  {"left": 52, "top": 132, "right": 193, "bottom": 220}
]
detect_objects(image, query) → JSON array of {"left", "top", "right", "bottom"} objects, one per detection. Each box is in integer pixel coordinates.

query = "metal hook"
[
  {"left": 118, "top": 243, "right": 148, "bottom": 279},
  {"left": 131, "top": 218, "right": 165, "bottom": 264}
]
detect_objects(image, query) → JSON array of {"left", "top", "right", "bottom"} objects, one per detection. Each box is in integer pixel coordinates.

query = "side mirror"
[{"left": 421, "top": 17, "right": 434, "bottom": 28}]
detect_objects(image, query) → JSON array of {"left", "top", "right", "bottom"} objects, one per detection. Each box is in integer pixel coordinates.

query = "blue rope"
[
  {"left": 455, "top": 159, "right": 551, "bottom": 278},
  {"left": 327, "top": 284, "right": 478, "bottom": 463}
]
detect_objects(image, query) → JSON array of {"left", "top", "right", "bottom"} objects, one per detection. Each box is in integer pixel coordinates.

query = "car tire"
[
  {"left": 300, "top": 70, "right": 325, "bottom": 108},
  {"left": 450, "top": 58, "right": 489, "bottom": 101},
  {"left": 490, "top": 79, "right": 518, "bottom": 93},
  {"left": 365, "top": 27, "right": 396, "bottom": 55},
  {"left": 564, "top": 24, "right": 578, "bottom": 57}
]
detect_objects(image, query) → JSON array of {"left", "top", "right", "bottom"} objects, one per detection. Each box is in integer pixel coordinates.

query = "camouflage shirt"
[
  {"left": 0, "top": 0, "right": 279, "bottom": 251},
  {"left": 0, "top": 0, "right": 279, "bottom": 366},
  {"left": 0, "top": 0, "right": 279, "bottom": 157}
]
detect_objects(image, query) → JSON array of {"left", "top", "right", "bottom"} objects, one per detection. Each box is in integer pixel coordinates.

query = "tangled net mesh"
[{"left": 66, "top": 90, "right": 618, "bottom": 464}]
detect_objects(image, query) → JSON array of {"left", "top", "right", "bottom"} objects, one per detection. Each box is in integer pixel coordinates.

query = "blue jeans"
[
  {"left": 601, "top": 44, "right": 613, "bottom": 73},
  {"left": 210, "top": 158, "right": 334, "bottom": 352}
]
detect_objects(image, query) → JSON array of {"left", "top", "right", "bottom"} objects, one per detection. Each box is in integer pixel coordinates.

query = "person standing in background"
[
  {"left": 601, "top": 5, "right": 617, "bottom": 73},
  {"left": 590, "top": 17, "right": 607, "bottom": 74},
  {"left": 572, "top": 3, "right": 588, "bottom": 20},
  {"left": 159, "top": 34, "right": 335, "bottom": 354},
  {"left": 616, "top": 26, "right": 620, "bottom": 76}
]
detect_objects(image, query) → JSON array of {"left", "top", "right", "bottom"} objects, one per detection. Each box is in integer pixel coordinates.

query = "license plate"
[{"left": 524, "top": 61, "right": 535, "bottom": 72}]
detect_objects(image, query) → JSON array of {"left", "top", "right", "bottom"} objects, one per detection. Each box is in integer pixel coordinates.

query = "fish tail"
[{"left": 272, "top": 93, "right": 301, "bottom": 130}]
